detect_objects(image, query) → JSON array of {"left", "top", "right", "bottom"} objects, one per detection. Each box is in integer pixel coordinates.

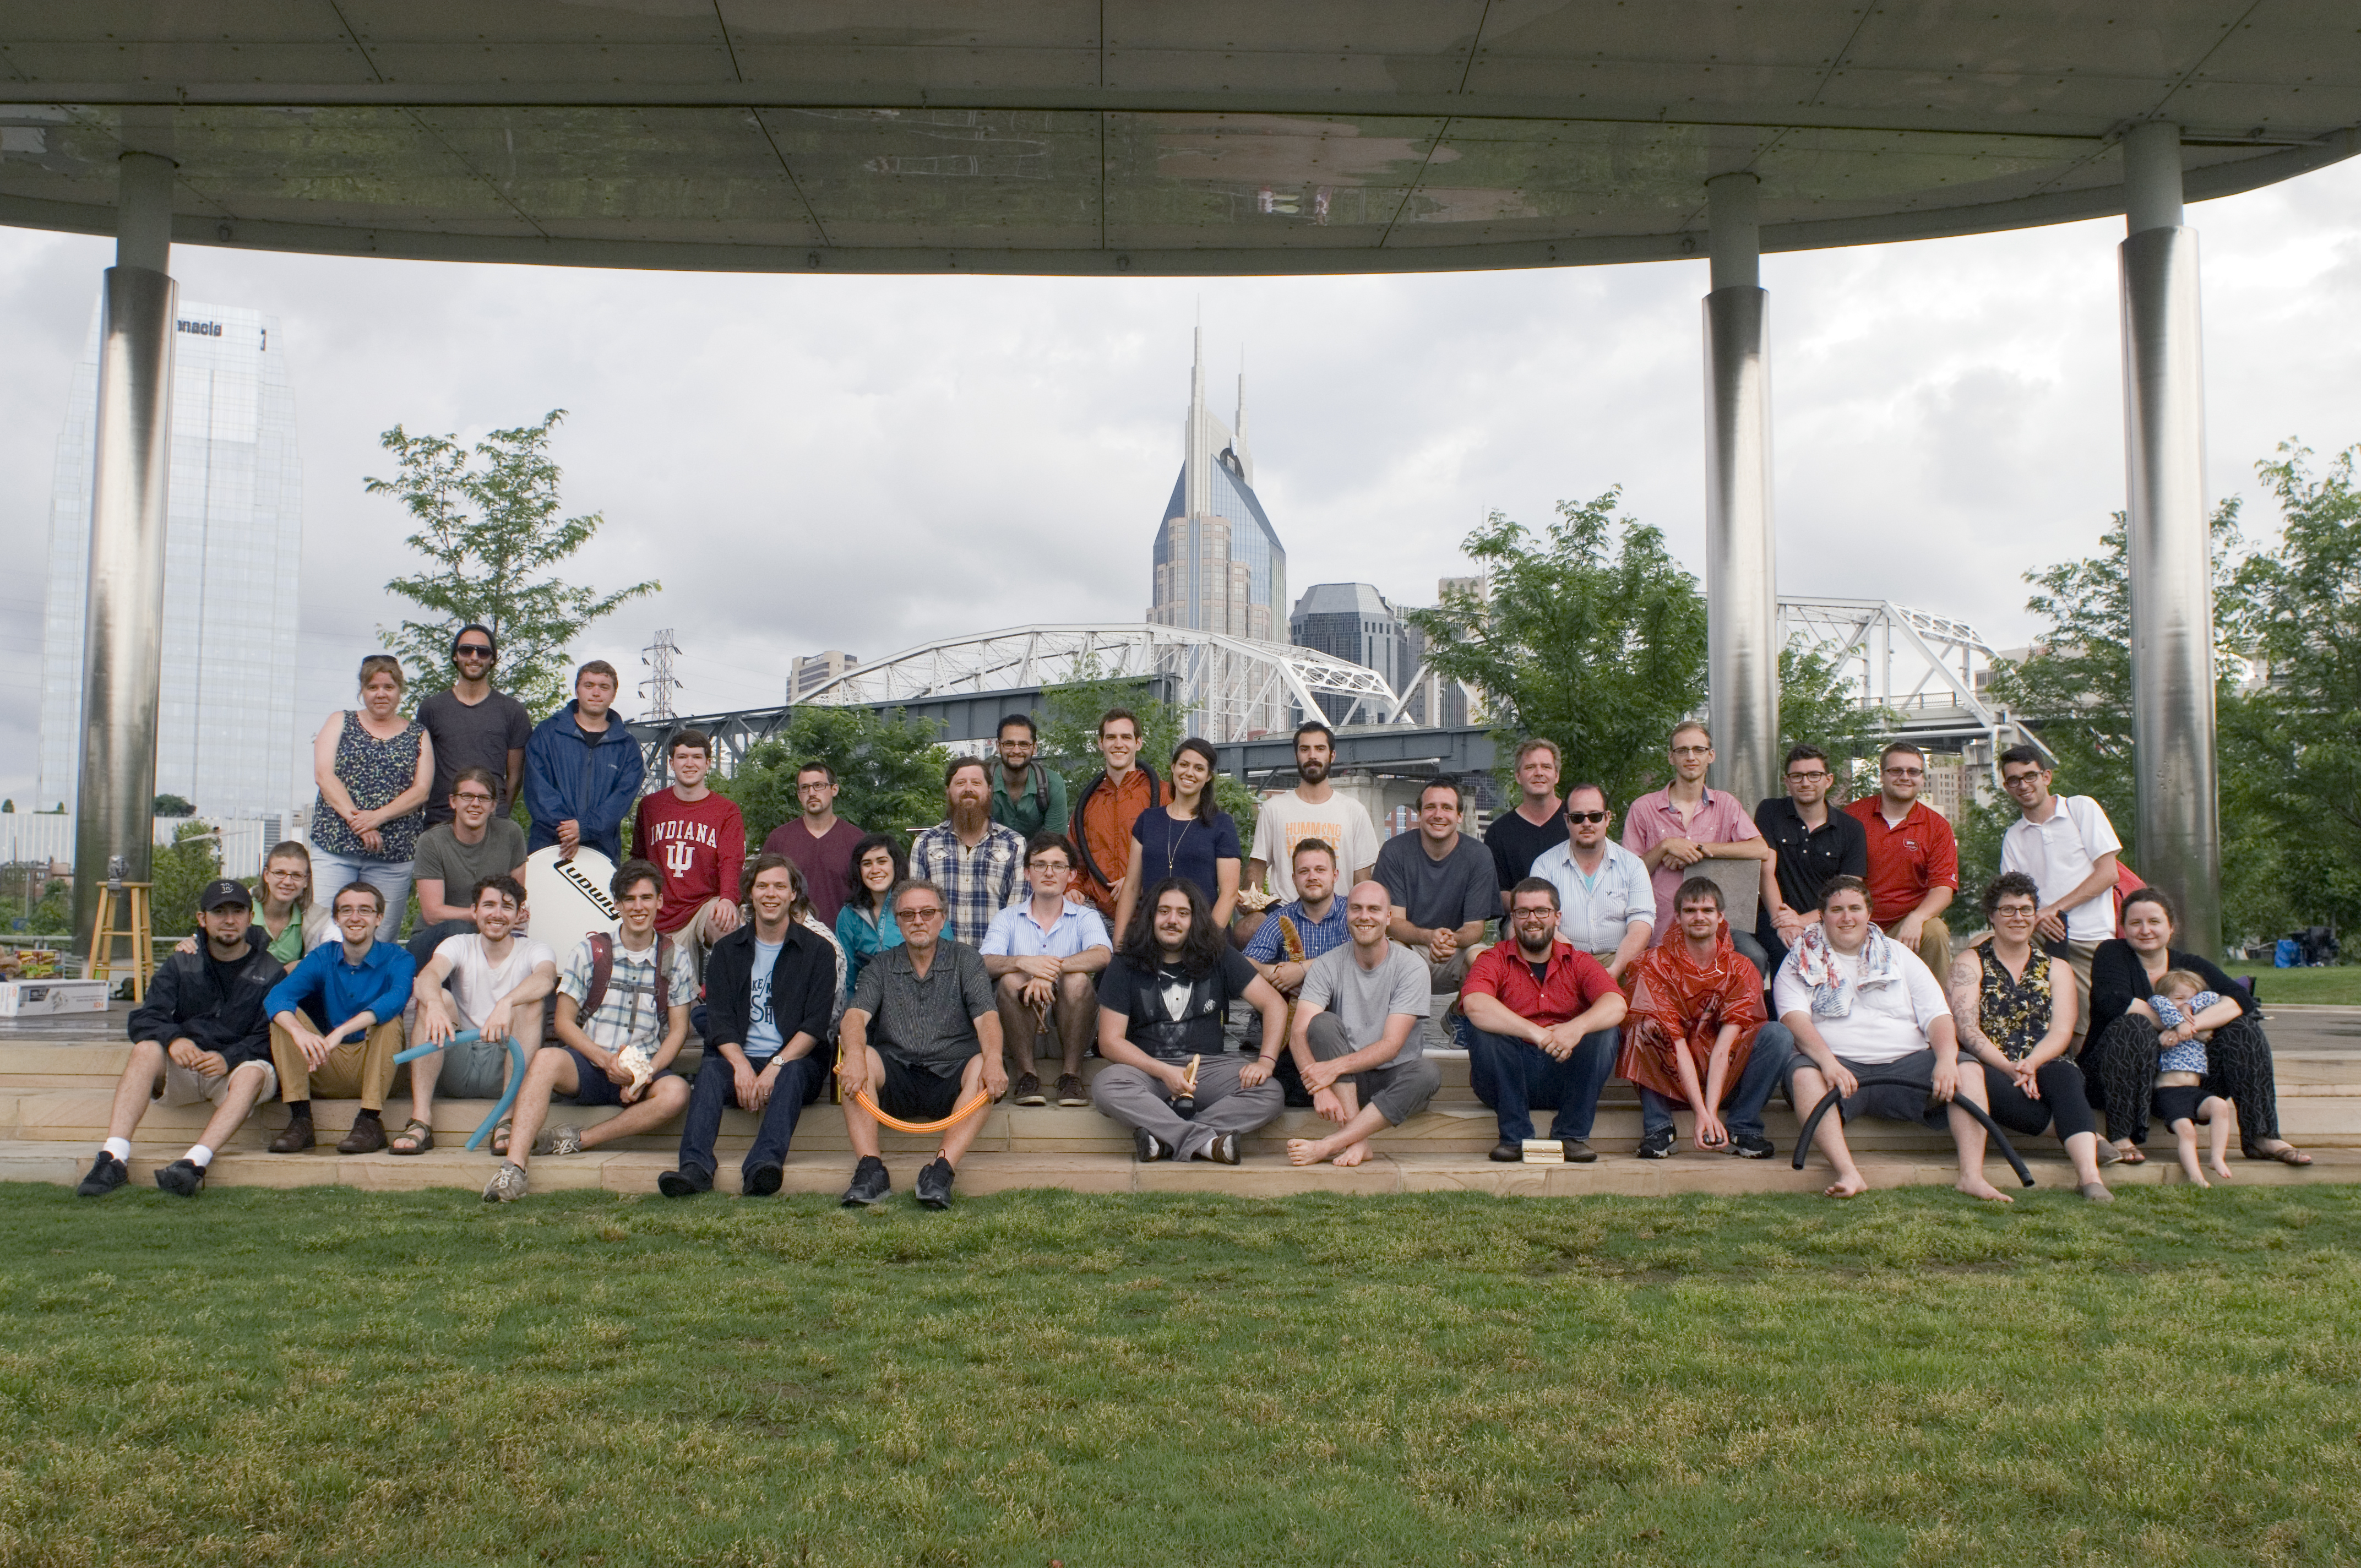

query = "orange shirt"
[{"left": 1070, "top": 767, "right": 1169, "bottom": 916}]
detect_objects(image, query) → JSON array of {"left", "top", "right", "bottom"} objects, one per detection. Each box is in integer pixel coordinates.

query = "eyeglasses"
[
  {"left": 454, "top": 645, "right": 494, "bottom": 660},
  {"left": 1883, "top": 766, "right": 1924, "bottom": 778},
  {"left": 796, "top": 782, "right": 832, "bottom": 794},
  {"left": 898, "top": 906, "right": 945, "bottom": 922},
  {"left": 1671, "top": 746, "right": 1712, "bottom": 758},
  {"left": 1566, "top": 810, "right": 1608, "bottom": 824},
  {"left": 1512, "top": 906, "right": 1558, "bottom": 919},
  {"left": 2002, "top": 772, "right": 2044, "bottom": 787},
  {"left": 451, "top": 792, "right": 495, "bottom": 804},
  {"left": 1785, "top": 770, "right": 1830, "bottom": 782},
  {"left": 1993, "top": 904, "right": 2039, "bottom": 919},
  {"left": 1027, "top": 860, "right": 1071, "bottom": 872}
]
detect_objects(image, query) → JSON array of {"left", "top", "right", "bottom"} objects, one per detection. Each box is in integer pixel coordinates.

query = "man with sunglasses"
[
  {"left": 416, "top": 624, "right": 532, "bottom": 824},
  {"left": 1527, "top": 783, "right": 1655, "bottom": 986},
  {"left": 1753, "top": 743, "right": 1869, "bottom": 970},
  {"left": 1842, "top": 741, "right": 1958, "bottom": 981}
]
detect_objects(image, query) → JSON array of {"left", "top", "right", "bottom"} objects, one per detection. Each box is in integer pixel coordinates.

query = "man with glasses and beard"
[
  {"left": 415, "top": 624, "right": 532, "bottom": 824},
  {"left": 910, "top": 758, "right": 1027, "bottom": 949},
  {"left": 1754, "top": 743, "right": 1869, "bottom": 971}
]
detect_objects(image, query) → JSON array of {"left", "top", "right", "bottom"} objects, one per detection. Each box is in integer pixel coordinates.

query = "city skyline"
[{"left": 1148, "top": 329, "right": 1286, "bottom": 645}]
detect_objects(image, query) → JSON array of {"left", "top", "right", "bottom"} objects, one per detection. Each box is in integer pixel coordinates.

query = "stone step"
[{"left": 12, "top": 1138, "right": 2360, "bottom": 1199}]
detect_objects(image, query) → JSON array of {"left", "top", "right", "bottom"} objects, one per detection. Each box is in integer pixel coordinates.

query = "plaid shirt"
[
  {"left": 557, "top": 934, "right": 697, "bottom": 1056},
  {"left": 908, "top": 820, "right": 1026, "bottom": 947}
]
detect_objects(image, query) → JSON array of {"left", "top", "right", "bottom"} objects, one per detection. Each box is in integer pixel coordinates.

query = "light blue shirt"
[
  {"left": 980, "top": 897, "right": 1112, "bottom": 960},
  {"left": 1529, "top": 838, "right": 1656, "bottom": 955},
  {"left": 744, "top": 937, "right": 784, "bottom": 1060}
]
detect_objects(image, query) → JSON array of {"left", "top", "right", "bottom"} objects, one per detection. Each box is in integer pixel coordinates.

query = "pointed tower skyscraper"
[{"left": 1149, "top": 333, "right": 1285, "bottom": 644}]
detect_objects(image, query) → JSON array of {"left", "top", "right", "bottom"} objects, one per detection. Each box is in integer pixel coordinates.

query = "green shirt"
[{"left": 989, "top": 763, "right": 1069, "bottom": 841}]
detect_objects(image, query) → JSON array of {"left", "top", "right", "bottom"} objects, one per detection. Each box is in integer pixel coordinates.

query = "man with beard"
[
  {"left": 1459, "top": 878, "right": 1629, "bottom": 1163},
  {"left": 1283, "top": 881, "right": 1441, "bottom": 1168},
  {"left": 1618, "top": 877, "right": 1796, "bottom": 1160},
  {"left": 1093, "top": 878, "right": 1291, "bottom": 1164},
  {"left": 1242, "top": 721, "right": 1379, "bottom": 919},
  {"left": 909, "top": 756, "right": 1027, "bottom": 948}
]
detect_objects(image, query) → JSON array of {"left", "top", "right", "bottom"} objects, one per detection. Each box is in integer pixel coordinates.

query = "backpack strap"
[
  {"left": 654, "top": 935, "right": 673, "bottom": 1017},
  {"left": 581, "top": 932, "right": 613, "bottom": 1019}
]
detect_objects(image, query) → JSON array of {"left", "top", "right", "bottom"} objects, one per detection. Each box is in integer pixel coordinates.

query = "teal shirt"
[
  {"left": 989, "top": 763, "right": 1069, "bottom": 841},
  {"left": 834, "top": 899, "right": 906, "bottom": 1000}
]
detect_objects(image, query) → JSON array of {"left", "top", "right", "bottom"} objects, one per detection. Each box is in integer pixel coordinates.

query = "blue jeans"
[
  {"left": 1466, "top": 1025, "right": 1618, "bottom": 1144},
  {"left": 309, "top": 852, "right": 413, "bottom": 944},
  {"left": 1638, "top": 1020, "right": 1796, "bottom": 1137},
  {"left": 678, "top": 1053, "right": 827, "bottom": 1180}
]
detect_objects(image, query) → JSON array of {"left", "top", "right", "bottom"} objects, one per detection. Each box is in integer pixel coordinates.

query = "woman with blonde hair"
[
  {"left": 308, "top": 655, "right": 434, "bottom": 941},
  {"left": 174, "top": 840, "right": 332, "bottom": 963}
]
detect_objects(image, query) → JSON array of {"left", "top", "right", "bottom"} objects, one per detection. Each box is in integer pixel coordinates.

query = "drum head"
[{"left": 522, "top": 845, "right": 619, "bottom": 965}]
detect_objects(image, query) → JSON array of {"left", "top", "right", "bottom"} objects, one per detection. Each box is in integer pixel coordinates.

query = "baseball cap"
[{"left": 199, "top": 878, "right": 254, "bottom": 911}]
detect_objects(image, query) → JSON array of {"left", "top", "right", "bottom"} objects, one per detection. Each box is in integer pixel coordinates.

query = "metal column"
[
  {"left": 72, "top": 151, "right": 178, "bottom": 950},
  {"left": 1701, "top": 172, "right": 1778, "bottom": 805},
  {"left": 2118, "top": 122, "right": 2222, "bottom": 957}
]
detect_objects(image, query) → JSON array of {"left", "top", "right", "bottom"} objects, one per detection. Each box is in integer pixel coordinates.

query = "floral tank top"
[
  {"left": 1973, "top": 940, "right": 2054, "bottom": 1063},
  {"left": 311, "top": 711, "right": 426, "bottom": 862}
]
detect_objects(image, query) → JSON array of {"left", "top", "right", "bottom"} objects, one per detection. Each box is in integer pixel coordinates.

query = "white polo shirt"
[{"left": 2000, "top": 795, "right": 2123, "bottom": 944}]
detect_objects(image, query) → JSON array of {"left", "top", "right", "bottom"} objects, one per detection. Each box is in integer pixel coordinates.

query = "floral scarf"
[{"left": 1792, "top": 920, "right": 1902, "bottom": 1019}]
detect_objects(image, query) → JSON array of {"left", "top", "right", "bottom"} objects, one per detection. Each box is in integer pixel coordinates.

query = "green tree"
[
  {"left": 368, "top": 410, "right": 658, "bottom": 716},
  {"left": 150, "top": 821, "right": 224, "bottom": 940},
  {"left": 26, "top": 880, "right": 72, "bottom": 937},
  {"left": 713, "top": 707, "right": 953, "bottom": 848},
  {"left": 153, "top": 793, "right": 195, "bottom": 818}
]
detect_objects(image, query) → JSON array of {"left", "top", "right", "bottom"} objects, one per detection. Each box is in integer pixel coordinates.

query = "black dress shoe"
[
  {"left": 1488, "top": 1139, "right": 1524, "bottom": 1163},
  {"left": 657, "top": 1168, "right": 713, "bottom": 1198},
  {"left": 913, "top": 1156, "right": 956, "bottom": 1210},
  {"left": 743, "top": 1162, "right": 783, "bottom": 1197},
  {"left": 840, "top": 1156, "right": 891, "bottom": 1207},
  {"left": 77, "top": 1152, "right": 129, "bottom": 1196},
  {"left": 1133, "top": 1127, "right": 1172, "bottom": 1162},
  {"left": 1198, "top": 1132, "right": 1241, "bottom": 1166},
  {"left": 268, "top": 1117, "right": 314, "bottom": 1154},
  {"left": 154, "top": 1158, "right": 205, "bottom": 1197}
]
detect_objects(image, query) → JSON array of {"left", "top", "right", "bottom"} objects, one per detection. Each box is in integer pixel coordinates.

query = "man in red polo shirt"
[
  {"left": 1458, "top": 877, "right": 1630, "bottom": 1164},
  {"left": 1841, "top": 741, "right": 1957, "bottom": 980}
]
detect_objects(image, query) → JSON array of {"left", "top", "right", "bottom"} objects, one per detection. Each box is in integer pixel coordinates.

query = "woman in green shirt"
[{"left": 175, "top": 840, "right": 330, "bottom": 965}]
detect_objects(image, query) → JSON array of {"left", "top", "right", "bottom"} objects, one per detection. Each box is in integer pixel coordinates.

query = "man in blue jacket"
[
  {"left": 524, "top": 660, "right": 643, "bottom": 863},
  {"left": 264, "top": 881, "right": 417, "bottom": 1155}
]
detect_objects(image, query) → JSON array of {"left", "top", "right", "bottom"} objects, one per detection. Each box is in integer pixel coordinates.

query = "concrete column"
[
  {"left": 2117, "top": 123, "right": 2222, "bottom": 957},
  {"left": 1701, "top": 172, "right": 1778, "bottom": 806},
  {"left": 73, "top": 152, "right": 178, "bottom": 952}
]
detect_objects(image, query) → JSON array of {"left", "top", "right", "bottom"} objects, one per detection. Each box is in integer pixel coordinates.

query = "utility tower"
[{"left": 639, "top": 628, "right": 680, "bottom": 721}]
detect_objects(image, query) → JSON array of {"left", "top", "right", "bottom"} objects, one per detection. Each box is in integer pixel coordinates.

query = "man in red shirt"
[
  {"left": 760, "top": 760, "right": 865, "bottom": 928},
  {"left": 631, "top": 729, "right": 746, "bottom": 974},
  {"left": 1069, "top": 708, "right": 1168, "bottom": 919},
  {"left": 1459, "top": 878, "right": 1630, "bottom": 1164},
  {"left": 1841, "top": 741, "right": 1957, "bottom": 981}
]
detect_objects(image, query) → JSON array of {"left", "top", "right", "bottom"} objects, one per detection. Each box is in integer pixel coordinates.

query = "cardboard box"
[{"left": 0, "top": 979, "right": 111, "bottom": 1018}]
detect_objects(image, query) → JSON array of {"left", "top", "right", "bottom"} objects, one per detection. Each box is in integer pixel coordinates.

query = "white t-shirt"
[
  {"left": 1249, "top": 790, "right": 1381, "bottom": 900},
  {"left": 2000, "top": 794, "right": 2123, "bottom": 944},
  {"left": 434, "top": 933, "right": 558, "bottom": 1031},
  {"left": 1772, "top": 943, "right": 1949, "bottom": 1065}
]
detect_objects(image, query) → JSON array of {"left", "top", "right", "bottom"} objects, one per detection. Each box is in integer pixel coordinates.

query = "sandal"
[
  {"left": 2248, "top": 1141, "right": 2313, "bottom": 1166},
  {"left": 2113, "top": 1142, "right": 2146, "bottom": 1165},
  {"left": 389, "top": 1118, "right": 434, "bottom": 1156},
  {"left": 491, "top": 1116, "right": 515, "bottom": 1157}
]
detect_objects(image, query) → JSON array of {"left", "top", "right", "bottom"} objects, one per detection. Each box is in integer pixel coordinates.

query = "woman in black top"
[{"left": 2081, "top": 886, "right": 2310, "bottom": 1164}]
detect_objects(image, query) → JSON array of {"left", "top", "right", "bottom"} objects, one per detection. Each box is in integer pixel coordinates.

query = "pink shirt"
[{"left": 1621, "top": 785, "right": 1763, "bottom": 934}]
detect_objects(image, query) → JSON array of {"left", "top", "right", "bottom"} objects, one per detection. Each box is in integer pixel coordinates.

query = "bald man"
[{"left": 1284, "top": 881, "right": 1443, "bottom": 1167}]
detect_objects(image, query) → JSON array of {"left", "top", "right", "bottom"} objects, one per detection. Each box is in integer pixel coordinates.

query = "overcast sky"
[{"left": 2, "top": 154, "right": 2357, "bottom": 814}]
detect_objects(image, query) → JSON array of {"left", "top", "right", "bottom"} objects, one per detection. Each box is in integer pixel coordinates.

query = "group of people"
[{"left": 75, "top": 645, "right": 2308, "bottom": 1207}]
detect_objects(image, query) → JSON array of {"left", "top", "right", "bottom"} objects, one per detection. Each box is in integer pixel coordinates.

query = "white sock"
[
  {"left": 102, "top": 1137, "right": 133, "bottom": 1162},
  {"left": 186, "top": 1145, "right": 214, "bottom": 1168}
]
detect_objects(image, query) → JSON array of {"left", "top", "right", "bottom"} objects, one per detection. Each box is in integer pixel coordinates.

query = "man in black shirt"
[
  {"left": 1093, "top": 877, "right": 1290, "bottom": 1164},
  {"left": 415, "top": 624, "right": 533, "bottom": 823},
  {"left": 1753, "top": 744, "right": 1869, "bottom": 968},
  {"left": 1483, "top": 738, "right": 1568, "bottom": 909}
]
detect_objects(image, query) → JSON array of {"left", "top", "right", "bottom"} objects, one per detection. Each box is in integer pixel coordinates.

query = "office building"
[
  {"left": 791, "top": 650, "right": 859, "bottom": 700},
  {"left": 1291, "top": 582, "right": 1413, "bottom": 725},
  {"left": 36, "top": 298, "right": 303, "bottom": 820},
  {"left": 1148, "top": 330, "right": 1286, "bottom": 643}
]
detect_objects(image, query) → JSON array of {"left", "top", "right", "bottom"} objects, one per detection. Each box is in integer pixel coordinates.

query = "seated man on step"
[
  {"left": 78, "top": 878, "right": 287, "bottom": 1199},
  {"left": 264, "top": 881, "right": 415, "bottom": 1156},
  {"left": 1284, "top": 881, "right": 1442, "bottom": 1168},
  {"left": 980, "top": 832, "right": 1112, "bottom": 1110},
  {"left": 482, "top": 858, "right": 696, "bottom": 1202},
  {"left": 1618, "top": 876, "right": 1796, "bottom": 1161},
  {"left": 405, "top": 873, "right": 556, "bottom": 1155},
  {"left": 1459, "top": 878, "right": 1629, "bottom": 1164},
  {"left": 1094, "top": 878, "right": 1290, "bottom": 1165},
  {"left": 837, "top": 877, "right": 1007, "bottom": 1211},
  {"left": 1775, "top": 874, "right": 2011, "bottom": 1202}
]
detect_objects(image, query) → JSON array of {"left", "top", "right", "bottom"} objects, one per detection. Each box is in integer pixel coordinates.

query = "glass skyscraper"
[
  {"left": 37, "top": 298, "right": 304, "bottom": 819},
  {"left": 1148, "top": 330, "right": 1285, "bottom": 643}
]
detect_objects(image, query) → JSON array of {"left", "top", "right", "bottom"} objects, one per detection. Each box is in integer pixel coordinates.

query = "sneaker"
[
  {"left": 841, "top": 1155, "right": 891, "bottom": 1207},
  {"left": 1560, "top": 1139, "right": 1598, "bottom": 1164},
  {"left": 1728, "top": 1133, "right": 1776, "bottom": 1159},
  {"left": 1637, "top": 1126, "right": 1676, "bottom": 1160},
  {"left": 1488, "top": 1139, "right": 1524, "bottom": 1164},
  {"left": 76, "top": 1152, "right": 129, "bottom": 1197},
  {"left": 1056, "top": 1072, "right": 1089, "bottom": 1107},
  {"left": 154, "top": 1158, "right": 205, "bottom": 1197},
  {"left": 657, "top": 1168, "right": 713, "bottom": 1199},
  {"left": 533, "top": 1125, "right": 583, "bottom": 1157},
  {"left": 1011, "top": 1072, "right": 1045, "bottom": 1107},
  {"left": 743, "top": 1162, "right": 783, "bottom": 1197},
  {"left": 1133, "top": 1127, "right": 1172, "bottom": 1163},
  {"left": 1199, "top": 1131, "right": 1242, "bottom": 1166},
  {"left": 914, "top": 1156, "right": 956, "bottom": 1210},
  {"left": 482, "top": 1161, "right": 529, "bottom": 1204}
]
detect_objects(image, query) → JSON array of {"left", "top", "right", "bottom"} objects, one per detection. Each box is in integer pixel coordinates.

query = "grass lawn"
[
  {"left": 5, "top": 1185, "right": 2361, "bottom": 1567},
  {"left": 2227, "top": 965, "right": 2361, "bottom": 1007}
]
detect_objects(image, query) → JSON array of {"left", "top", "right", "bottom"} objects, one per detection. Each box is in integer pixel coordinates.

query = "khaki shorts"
[{"left": 157, "top": 1056, "right": 278, "bottom": 1107}]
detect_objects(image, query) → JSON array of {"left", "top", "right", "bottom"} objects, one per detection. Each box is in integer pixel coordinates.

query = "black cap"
[{"left": 199, "top": 878, "right": 253, "bottom": 911}]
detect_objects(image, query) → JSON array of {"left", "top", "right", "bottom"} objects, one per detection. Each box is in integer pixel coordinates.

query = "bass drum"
[{"left": 521, "top": 845, "right": 620, "bottom": 968}]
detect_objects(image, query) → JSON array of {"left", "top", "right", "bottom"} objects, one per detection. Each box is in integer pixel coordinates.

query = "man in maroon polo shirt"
[{"left": 1841, "top": 741, "right": 1957, "bottom": 980}]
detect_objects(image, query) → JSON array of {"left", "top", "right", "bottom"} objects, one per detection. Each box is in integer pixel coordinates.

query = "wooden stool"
[{"left": 88, "top": 880, "right": 155, "bottom": 1003}]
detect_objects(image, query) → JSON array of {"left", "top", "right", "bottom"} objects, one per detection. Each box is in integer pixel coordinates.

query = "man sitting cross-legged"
[
  {"left": 1284, "top": 880, "right": 1441, "bottom": 1168},
  {"left": 483, "top": 859, "right": 696, "bottom": 1202},
  {"left": 265, "top": 881, "right": 416, "bottom": 1156},
  {"left": 405, "top": 874, "right": 556, "bottom": 1156},
  {"left": 78, "top": 879, "right": 287, "bottom": 1198},
  {"left": 1459, "top": 878, "right": 1629, "bottom": 1164},
  {"left": 1776, "top": 874, "right": 2011, "bottom": 1202},
  {"left": 1093, "top": 878, "right": 1291, "bottom": 1165},
  {"left": 660, "top": 854, "right": 838, "bottom": 1198},
  {"left": 1617, "top": 876, "right": 1797, "bottom": 1161},
  {"left": 837, "top": 878, "right": 1008, "bottom": 1210},
  {"left": 981, "top": 832, "right": 1112, "bottom": 1109}
]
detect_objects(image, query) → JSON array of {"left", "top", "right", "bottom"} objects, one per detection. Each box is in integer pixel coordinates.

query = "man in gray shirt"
[
  {"left": 837, "top": 878, "right": 1007, "bottom": 1211},
  {"left": 406, "top": 767, "right": 530, "bottom": 966},
  {"left": 1374, "top": 778, "right": 1500, "bottom": 992},
  {"left": 1285, "top": 881, "right": 1443, "bottom": 1168}
]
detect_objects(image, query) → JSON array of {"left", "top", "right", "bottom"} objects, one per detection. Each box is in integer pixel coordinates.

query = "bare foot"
[
  {"left": 1823, "top": 1174, "right": 1868, "bottom": 1199},
  {"left": 2211, "top": 1158, "right": 2234, "bottom": 1180},
  {"left": 1286, "top": 1137, "right": 1331, "bottom": 1167},
  {"left": 1956, "top": 1175, "right": 2015, "bottom": 1203},
  {"left": 1331, "top": 1140, "right": 1370, "bottom": 1168}
]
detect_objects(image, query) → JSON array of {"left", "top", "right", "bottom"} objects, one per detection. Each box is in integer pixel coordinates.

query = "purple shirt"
[{"left": 1622, "top": 785, "right": 1764, "bottom": 934}]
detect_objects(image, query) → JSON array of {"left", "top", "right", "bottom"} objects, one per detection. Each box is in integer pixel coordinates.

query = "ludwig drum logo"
[{"left": 556, "top": 858, "right": 620, "bottom": 918}]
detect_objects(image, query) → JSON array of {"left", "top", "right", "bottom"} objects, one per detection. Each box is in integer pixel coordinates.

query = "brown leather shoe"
[
  {"left": 336, "top": 1116, "right": 387, "bottom": 1155},
  {"left": 268, "top": 1116, "right": 314, "bottom": 1154}
]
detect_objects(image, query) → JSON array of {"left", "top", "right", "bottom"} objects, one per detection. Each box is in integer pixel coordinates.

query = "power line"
[{"left": 639, "top": 628, "right": 681, "bottom": 721}]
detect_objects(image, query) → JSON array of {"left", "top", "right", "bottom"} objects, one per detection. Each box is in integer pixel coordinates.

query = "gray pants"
[
  {"left": 1092, "top": 1052, "right": 1283, "bottom": 1159},
  {"left": 1305, "top": 1012, "right": 1440, "bottom": 1126}
]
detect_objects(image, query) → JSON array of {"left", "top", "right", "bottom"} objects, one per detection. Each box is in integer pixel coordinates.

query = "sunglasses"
[
  {"left": 1566, "top": 810, "right": 1608, "bottom": 824},
  {"left": 454, "top": 645, "right": 494, "bottom": 659}
]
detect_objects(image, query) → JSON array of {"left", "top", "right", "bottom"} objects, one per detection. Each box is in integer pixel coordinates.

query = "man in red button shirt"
[
  {"left": 1459, "top": 878, "right": 1629, "bottom": 1164},
  {"left": 1841, "top": 742, "right": 1956, "bottom": 981},
  {"left": 631, "top": 729, "right": 746, "bottom": 977}
]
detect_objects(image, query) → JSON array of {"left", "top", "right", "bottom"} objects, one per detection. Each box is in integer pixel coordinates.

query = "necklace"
[{"left": 1163, "top": 805, "right": 1195, "bottom": 879}]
